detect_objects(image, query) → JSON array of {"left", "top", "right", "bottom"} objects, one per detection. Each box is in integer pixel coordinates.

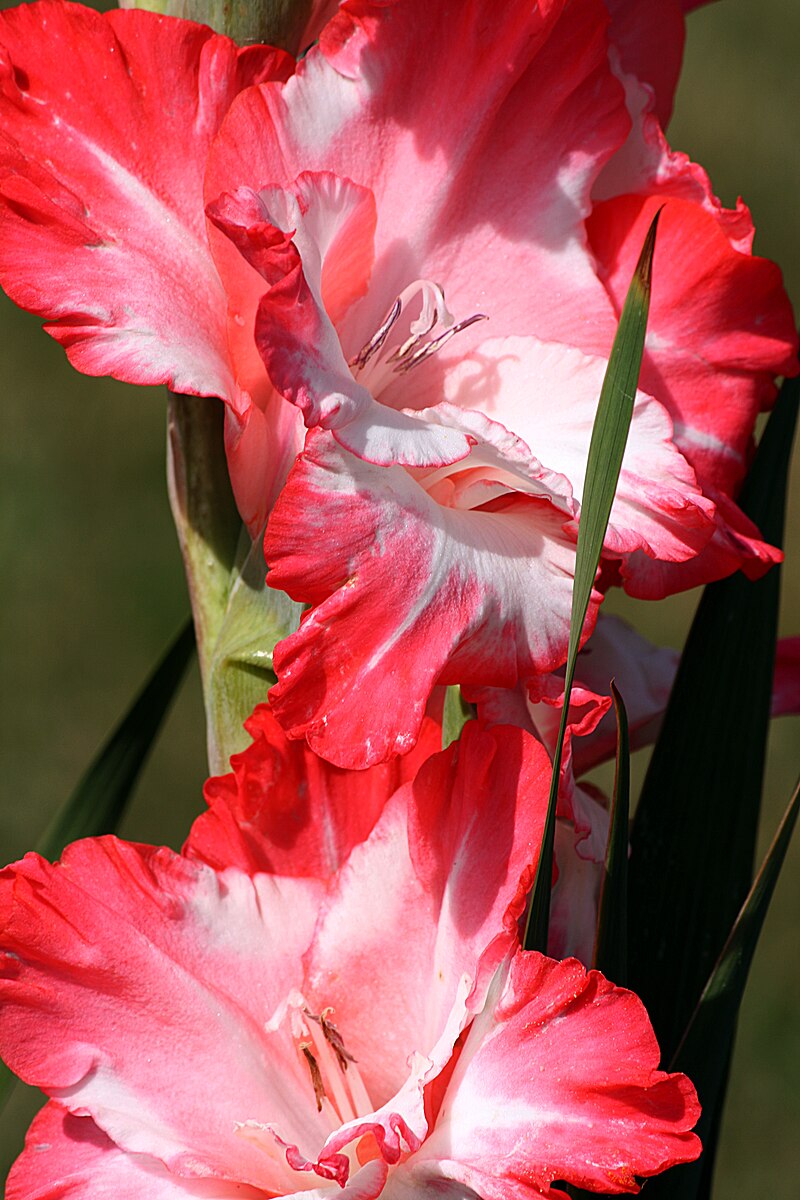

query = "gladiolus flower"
[
  {"left": 1, "top": 718, "right": 701, "bottom": 1198},
  {"left": 204, "top": 0, "right": 792, "bottom": 767},
  {"left": 0, "top": 0, "right": 795, "bottom": 771}
]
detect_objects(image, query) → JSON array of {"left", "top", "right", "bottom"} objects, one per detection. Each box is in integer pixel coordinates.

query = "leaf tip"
[{"left": 635, "top": 205, "right": 665, "bottom": 293}]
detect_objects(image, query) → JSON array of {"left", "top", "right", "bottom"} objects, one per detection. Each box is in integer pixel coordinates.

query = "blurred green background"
[{"left": 0, "top": 0, "right": 798, "bottom": 1194}]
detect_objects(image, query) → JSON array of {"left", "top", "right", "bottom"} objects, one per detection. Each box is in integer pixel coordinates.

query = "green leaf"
[
  {"left": 626, "top": 372, "right": 797, "bottom": 1199},
  {"left": 680, "top": 770, "right": 800, "bottom": 1097},
  {"left": 37, "top": 619, "right": 196, "bottom": 860},
  {"left": 566, "top": 685, "right": 632, "bottom": 1200},
  {"left": 628, "top": 374, "right": 798, "bottom": 1063},
  {"left": 633, "top": 774, "right": 800, "bottom": 1200},
  {"left": 0, "top": 618, "right": 195, "bottom": 1114},
  {"left": 592, "top": 681, "right": 630, "bottom": 985},
  {"left": 205, "top": 532, "right": 302, "bottom": 774},
  {"left": 524, "top": 211, "right": 661, "bottom": 951}
]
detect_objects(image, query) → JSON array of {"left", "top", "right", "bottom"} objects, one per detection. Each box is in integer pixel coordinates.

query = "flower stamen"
[
  {"left": 349, "top": 297, "right": 402, "bottom": 373},
  {"left": 291, "top": 1002, "right": 373, "bottom": 1125},
  {"left": 300, "top": 1042, "right": 327, "bottom": 1113},
  {"left": 395, "top": 312, "right": 488, "bottom": 373},
  {"left": 307, "top": 1006, "right": 356, "bottom": 1073},
  {"left": 350, "top": 279, "right": 486, "bottom": 393}
]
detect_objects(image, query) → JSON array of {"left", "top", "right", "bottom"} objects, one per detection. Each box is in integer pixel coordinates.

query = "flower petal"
[
  {"left": 593, "top": 65, "right": 755, "bottom": 255},
  {"left": 549, "top": 813, "right": 607, "bottom": 963},
  {"left": 430, "top": 335, "right": 716, "bottom": 564},
  {"left": 6, "top": 1103, "right": 261, "bottom": 1200},
  {"left": 266, "top": 430, "right": 598, "bottom": 768},
  {"left": 469, "top": 676, "right": 609, "bottom": 830},
  {"left": 304, "top": 723, "right": 551, "bottom": 1105},
  {"left": 185, "top": 700, "right": 443, "bottom": 877},
  {"left": 281, "top": 1160, "right": 389, "bottom": 1199},
  {"left": 0, "top": 2, "right": 290, "bottom": 397},
  {"left": 290, "top": 723, "right": 550, "bottom": 1179},
  {"left": 469, "top": 676, "right": 611, "bottom": 964},
  {"left": 419, "top": 952, "right": 701, "bottom": 1198},
  {"left": 222, "top": 396, "right": 304, "bottom": 536},
  {"left": 0, "top": 839, "right": 327, "bottom": 1193},
  {"left": 207, "top": 178, "right": 475, "bottom": 469},
  {"left": 588, "top": 193, "right": 798, "bottom": 585},
  {"left": 603, "top": 0, "right": 687, "bottom": 125},
  {"left": 208, "top": 171, "right": 378, "bottom": 327},
  {"left": 545, "top": 614, "right": 680, "bottom": 776},
  {"left": 205, "top": 0, "right": 626, "bottom": 361}
]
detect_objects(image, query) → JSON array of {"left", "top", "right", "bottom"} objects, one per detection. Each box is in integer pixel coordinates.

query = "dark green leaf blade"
[
  {"left": 524, "top": 212, "right": 661, "bottom": 952},
  {"left": 626, "top": 373, "right": 798, "bottom": 1198},
  {"left": 628, "top": 375, "right": 798, "bottom": 1060},
  {"left": 592, "top": 681, "right": 630, "bottom": 985},
  {"left": 565, "top": 685, "right": 633, "bottom": 1200},
  {"left": 678, "top": 771, "right": 800, "bottom": 1084},
  {"left": 636, "top": 775, "right": 800, "bottom": 1200},
  {"left": 37, "top": 618, "right": 195, "bottom": 860},
  {"left": 569, "top": 210, "right": 662, "bottom": 669}
]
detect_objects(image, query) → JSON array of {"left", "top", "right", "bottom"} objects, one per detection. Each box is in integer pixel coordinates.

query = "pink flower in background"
[
  {"left": 474, "top": 615, "right": 800, "bottom": 963},
  {"left": 202, "top": 0, "right": 794, "bottom": 767},
  {"left": 471, "top": 615, "right": 680, "bottom": 962},
  {"left": 1, "top": 720, "right": 701, "bottom": 1199}
]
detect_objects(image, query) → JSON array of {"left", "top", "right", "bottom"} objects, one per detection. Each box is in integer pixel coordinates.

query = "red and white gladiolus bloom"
[
  {"left": 0, "top": 0, "right": 796, "bottom": 772},
  {"left": 219, "top": 0, "right": 797, "bottom": 767},
  {"left": 1, "top": 712, "right": 701, "bottom": 1199}
]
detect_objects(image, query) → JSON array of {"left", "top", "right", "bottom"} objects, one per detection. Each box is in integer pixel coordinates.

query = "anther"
[
  {"left": 350, "top": 297, "right": 402, "bottom": 372},
  {"left": 395, "top": 313, "right": 488, "bottom": 373},
  {"left": 348, "top": 279, "right": 485, "bottom": 393},
  {"left": 307, "top": 1008, "right": 356, "bottom": 1074},
  {"left": 300, "top": 1043, "right": 327, "bottom": 1112}
]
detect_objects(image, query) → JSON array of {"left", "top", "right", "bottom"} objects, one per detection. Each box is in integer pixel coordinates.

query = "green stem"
[
  {"left": 165, "top": 393, "right": 241, "bottom": 704},
  {"left": 151, "top": 0, "right": 311, "bottom": 768},
  {"left": 167, "top": 394, "right": 301, "bottom": 775},
  {"left": 130, "top": 0, "right": 314, "bottom": 52}
]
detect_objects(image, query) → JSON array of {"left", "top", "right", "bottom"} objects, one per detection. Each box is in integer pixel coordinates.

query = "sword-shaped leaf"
[
  {"left": 635, "top": 774, "right": 800, "bottom": 1200},
  {"left": 626, "top": 371, "right": 797, "bottom": 1198},
  {"left": 37, "top": 619, "right": 195, "bottom": 859},
  {"left": 628, "top": 375, "right": 798, "bottom": 1059},
  {"left": 565, "top": 685, "right": 632, "bottom": 1200},
  {"left": 524, "top": 212, "right": 661, "bottom": 950},
  {"left": 681, "top": 773, "right": 800, "bottom": 1127}
]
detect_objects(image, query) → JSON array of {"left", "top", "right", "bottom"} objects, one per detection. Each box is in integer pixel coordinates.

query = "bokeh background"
[{"left": 1, "top": 0, "right": 798, "bottom": 1194}]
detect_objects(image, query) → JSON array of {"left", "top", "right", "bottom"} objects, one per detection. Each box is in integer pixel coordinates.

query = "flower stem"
[
  {"left": 135, "top": 1, "right": 310, "bottom": 769},
  {"left": 127, "top": 0, "right": 313, "bottom": 52},
  {"left": 166, "top": 393, "right": 240, "bottom": 708}
]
